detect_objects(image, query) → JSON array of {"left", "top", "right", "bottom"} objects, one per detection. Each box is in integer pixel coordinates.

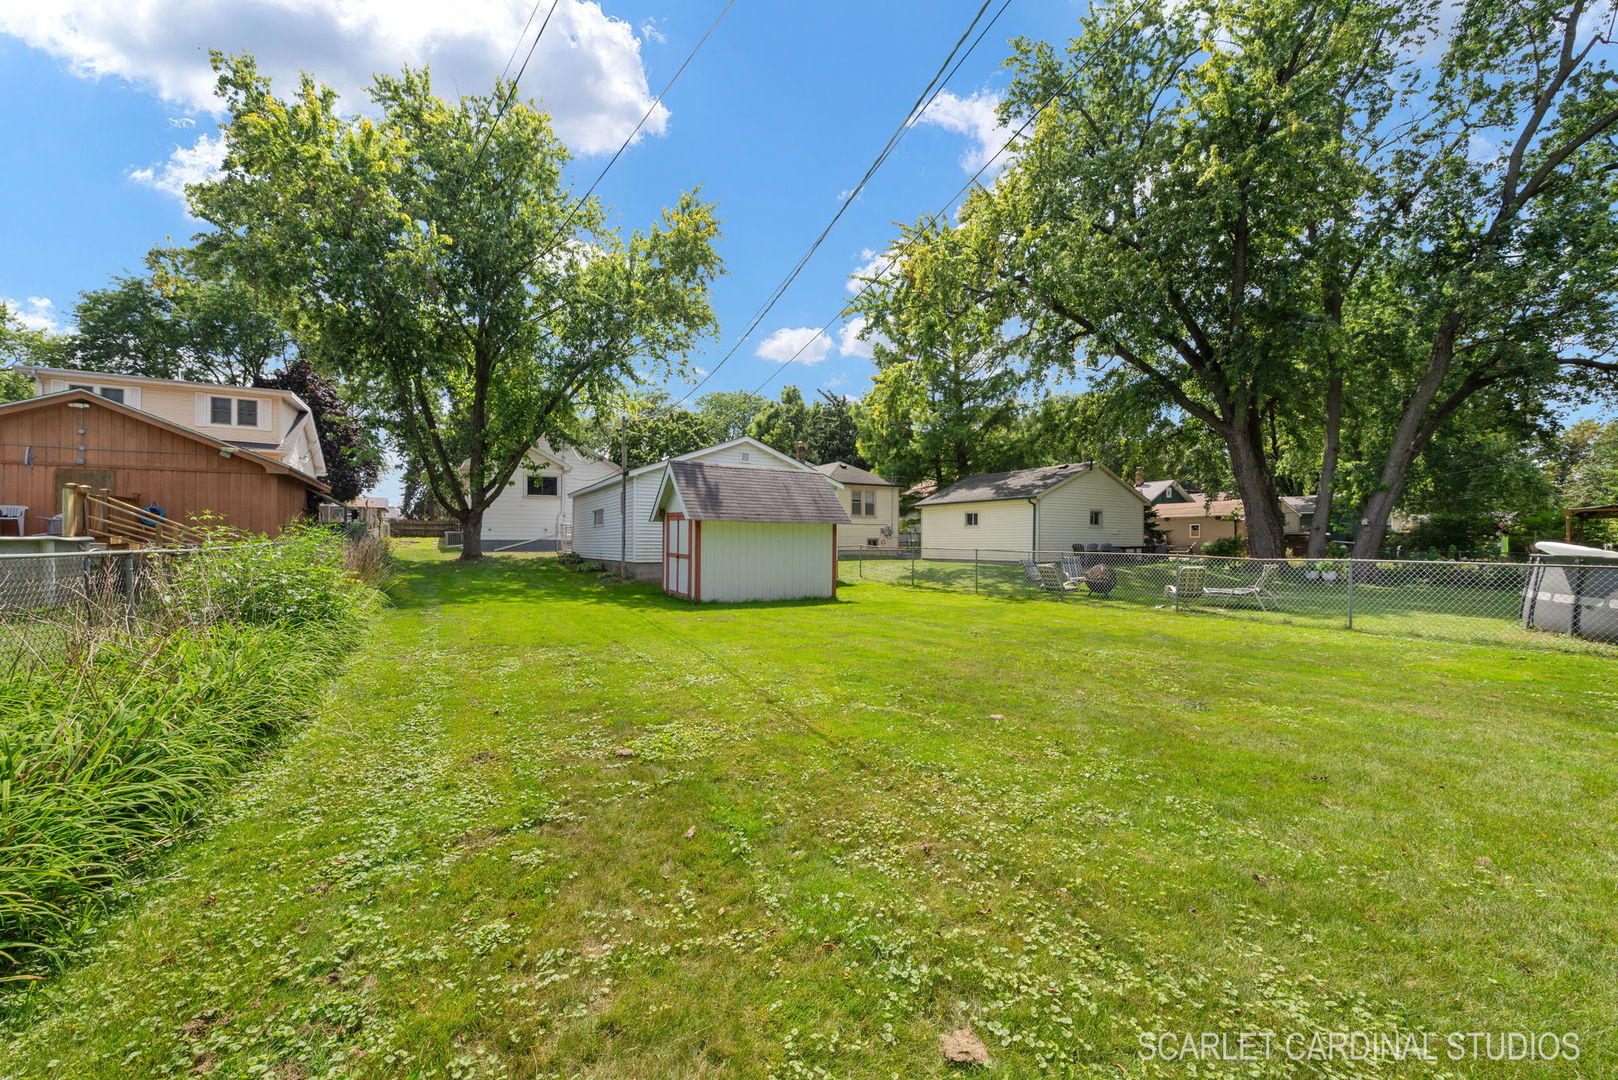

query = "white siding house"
[
  {"left": 571, "top": 437, "right": 821, "bottom": 579},
  {"left": 651, "top": 460, "right": 849, "bottom": 603},
  {"left": 477, "top": 439, "right": 618, "bottom": 552},
  {"left": 917, "top": 463, "right": 1148, "bottom": 559}
]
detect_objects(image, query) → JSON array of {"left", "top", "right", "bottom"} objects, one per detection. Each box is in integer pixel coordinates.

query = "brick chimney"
[{"left": 794, "top": 442, "right": 807, "bottom": 462}]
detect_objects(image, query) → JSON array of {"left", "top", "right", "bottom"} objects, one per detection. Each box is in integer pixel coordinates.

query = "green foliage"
[
  {"left": 191, "top": 56, "right": 722, "bottom": 558},
  {"left": 693, "top": 391, "right": 769, "bottom": 442},
  {"left": 67, "top": 246, "right": 292, "bottom": 385},
  {"left": 0, "top": 302, "right": 68, "bottom": 373},
  {"left": 1201, "top": 534, "right": 1248, "bottom": 557},
  {"left": 746, "top": 385, "right": 811, "bottom": 456},
  {"left": 0, "top": 531, "right": 379, "bottom": 975},
  {"left": 253, "top": 358, "right": 381, "bottom": 502}
]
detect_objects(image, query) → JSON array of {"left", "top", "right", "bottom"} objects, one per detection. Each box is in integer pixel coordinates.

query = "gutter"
[{"left": 1029, "top": 497, "right": 1038, "bottom": 551}]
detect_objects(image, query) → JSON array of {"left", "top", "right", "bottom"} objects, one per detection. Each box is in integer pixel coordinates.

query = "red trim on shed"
[{"left": 663, "top": 512, "right": 692, "bottom": 599}]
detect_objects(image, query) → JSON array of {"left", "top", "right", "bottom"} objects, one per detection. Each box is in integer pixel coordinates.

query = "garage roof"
[{"left": 655, "top": 461, "right": 851, "bottom": 524}]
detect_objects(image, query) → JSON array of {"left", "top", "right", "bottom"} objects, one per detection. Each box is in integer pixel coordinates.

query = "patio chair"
[
  {"left": 1061, "top": 555, "right": 1085, "bottom": 583},
  {"left": 1164, "top": 564, "right": 1206, "bottom": 605},
  {"left": 1203, "top": 562, "right": 1281, "bottom": 610},
  {"left": 1036, "top": 562, "right": 1082, "bottom": 599},
  {"left": 1019, "top": 558, "right": 1042, "bottom": 586},
  {"left": 0, "top": 505, "right": 25, "bottom": 536}
]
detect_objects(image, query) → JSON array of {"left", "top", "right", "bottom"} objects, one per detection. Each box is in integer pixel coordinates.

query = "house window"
[
  {"left": 863, "top": 491, "right": 875, "bottom": 517},
  {"left": 207, "top": 395, "right": 264, "bottom": 426},
  {"left": 866, "top": 538, "right": 879, "bottom": 547},
  {"left": 526, "top": 474, "right": 558, "bottom": 496},
  {"left": 98, "top": 387, "right": 125, "bottom": 404},
  {"left": 1190, "top": 523, "right": 1201, "bottom": 538},
  {"left": 851, "top": 493, "right": 862, "bottom": 516},
  {"left": 1089, "top": 510, "right": 1103, "bottom": 527},
  {"left": 67, "top": 383, "right": 93, "bottom": 392},
  {"left": 965, "top": 512, "right": 980, "bottom": 527},
  {"left": 593, "top": 508, "right": 605, "bottom": 527}
]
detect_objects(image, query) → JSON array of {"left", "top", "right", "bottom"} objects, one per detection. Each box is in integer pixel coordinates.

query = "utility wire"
[
  {"left": 743, "top": 0, "right": 1155, "bottom": 398},
  {"left": 664, "top": 0, "right": 1008, "bottom": 410},
  {"left": 467, "top": 0, "right": 565, "bottom": 179}
]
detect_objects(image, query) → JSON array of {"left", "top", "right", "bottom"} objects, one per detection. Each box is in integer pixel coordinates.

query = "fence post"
[
  {"left": 974, "top": 549, "right": 979, "bottom": 594},
  {"left": 1345, "top": 557, "right": 1355, "bottom": 630},
  {"left": 911, "top": 548, "right": 916, "bottom": 587},
  {"left": 1172, "top": 563, "right": 1181, "bottom": 612}
]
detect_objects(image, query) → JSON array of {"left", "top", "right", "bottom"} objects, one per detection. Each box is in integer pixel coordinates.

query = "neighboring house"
[
  {"left": 475, "top": 439, "right": 618, "bottom": 553},
  {"left": 571, "top": 436, "right": 827, "bottom": 580},
  {"left": 0, "top": 390, "right": 329, "bottom": 538},
  {"left": 22, "top": 367, "right": 326, "bottom": 481},
  {"left": 1156, "top": 494, "right": 1317, "bottom": 550},
  {"left": 1136, "top": 478, "right": 1197, "bottom": 505},
  {"left": 813, "top": 462, "right": 899, "bottom": 548},
  {"left": 650, "top": 460, "right": 849, "bottom": 603},
  {"left": 916, "top": 463, "right": 1148, "bottom": 558},
  {"left": 901, "top": 478, "right": 936, "bottom": 516},
  {"left": 1154, "top": 496, "right": 1243, "bottom": 549}
]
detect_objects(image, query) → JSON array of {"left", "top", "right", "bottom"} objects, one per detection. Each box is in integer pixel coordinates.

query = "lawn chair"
[
  {"left": 1164, "top": 564, "right": 1205, "bottom": 605},
  {"left": 1204, "top": 562, "right": 1281, "bottom": 610},
  {"left": 1036, "top": 563, "right": 1082, "bottom": 599},
  {"left": 0, "top": 505, "right": 25, "bottom": 536},
  {"left": 1061, "top": 554, "right": 1085, "bottom": 582},
  {"left": 1019, "top": 558, "right": 1042, "bottom": 586}
]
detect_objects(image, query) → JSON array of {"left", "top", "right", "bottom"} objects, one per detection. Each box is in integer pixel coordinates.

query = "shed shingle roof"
[
  {"left": 916, "top": 463, "right": 1096, "bottom": 506},
  {"left": 812, "top": 461, "right": 897, "bottom": 487},
  {"left": 662, "top": 461, "right": 851, "bottom": 524}
]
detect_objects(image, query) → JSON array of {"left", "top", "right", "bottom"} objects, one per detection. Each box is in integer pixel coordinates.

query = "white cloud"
[
  {"left": 756, "top": 326, "right": 833, "bottom": 367},
  {"left": 2, "top": 296, "right": 64, "bottom": 333},
  {"left": 167, "top": 115, "right": 195, "bottom": 128},
  {"left": 0, "top": 0, "right": 667, "bottom": 156},
  {"left": 640, "top": 17, "right": 666, "bottom": 44},
  {"left": 837, "top": 315, "right": 891, "bottom": 360},
  {"left": 846, "top": 248, "right": 893, "bottom": 295},
  {"left": 129, "top": 133, "right": 225, "bottom": 198},
  {"left": 917, "top": 88, "right": 1010, "bottom": 173}
]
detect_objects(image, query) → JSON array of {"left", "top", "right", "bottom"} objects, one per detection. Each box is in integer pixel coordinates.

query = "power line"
[
  {"left": 666, "top": 0, "right": 1010, "bottom": 410},
  {"left": 522, "top": 0, "right": 738, "bottom": 277},
  {"left": 745, "top": 0, "right": 1155, "bottom": 399},
  {"left": 467, "top": 0, "right": 565, "bottom": 179}
]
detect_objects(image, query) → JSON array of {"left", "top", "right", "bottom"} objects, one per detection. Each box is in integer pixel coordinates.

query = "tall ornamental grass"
[{"left": 0, "top": 527, "right": 381, "bottom": 979}]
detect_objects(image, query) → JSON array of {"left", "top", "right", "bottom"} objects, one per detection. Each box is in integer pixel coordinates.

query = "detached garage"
[{"left": 651, "top": 460, "right": 849, "bottom": 603}]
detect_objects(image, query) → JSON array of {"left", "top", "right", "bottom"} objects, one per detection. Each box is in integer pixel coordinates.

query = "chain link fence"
[
  {"left": 839, "top": 546, "right": 1618, "bottom": 652},
  {"left": 0, "top": 541, "right": 365, "bottom": 671}
]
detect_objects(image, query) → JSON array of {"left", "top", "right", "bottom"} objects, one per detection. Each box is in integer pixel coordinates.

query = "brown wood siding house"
[{"left": 0, "top": 391, "right": 328, "bottom": 536}]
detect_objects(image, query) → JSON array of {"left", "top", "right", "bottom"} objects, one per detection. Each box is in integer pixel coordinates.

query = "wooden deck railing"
[{"left": 61, "top": 484, "right": 212, "bottom": 548}]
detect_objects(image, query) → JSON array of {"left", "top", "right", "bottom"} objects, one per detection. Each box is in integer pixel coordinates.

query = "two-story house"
[
  {"left": 812, "top": 462, "right": 900, "bottom": 548},
  {"left": 2, "top": 367, "right": 330, "bottom": 536}
]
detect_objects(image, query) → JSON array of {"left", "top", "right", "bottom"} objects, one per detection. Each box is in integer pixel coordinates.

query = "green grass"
[{"left": 3, "top": 543, "right": 1614, "bottom": 1078}]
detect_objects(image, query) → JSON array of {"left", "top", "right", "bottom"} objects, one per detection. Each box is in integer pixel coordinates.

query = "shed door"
[{"left": 664, "top": 513, "right": 691, "bottom": 598}]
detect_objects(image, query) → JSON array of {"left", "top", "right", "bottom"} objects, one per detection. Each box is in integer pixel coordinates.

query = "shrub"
[
  {"left": 0, "top": 532, "right": 380, "bottom": 978},
  {"left": 1202, "top": 535, "right": 1247, "bottom": 557}
]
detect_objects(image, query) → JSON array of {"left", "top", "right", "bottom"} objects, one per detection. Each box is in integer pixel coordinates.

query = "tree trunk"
[
  {"left": 1307, "top": 370, "right": 1343, "bottom": 557},
  {"left": 1352, "top": 317, "right": 1460, "bottom": 557},
  {"left": 458, "top": 506, "right": 485, "bottom": 561},
  {"left": 1225, "top": 415, "right": 1288, "bottom": 557}
]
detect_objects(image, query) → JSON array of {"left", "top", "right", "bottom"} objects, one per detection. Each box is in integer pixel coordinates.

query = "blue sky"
[{"left": 0, "top": 0, "right": 1092, "bottom": 485}]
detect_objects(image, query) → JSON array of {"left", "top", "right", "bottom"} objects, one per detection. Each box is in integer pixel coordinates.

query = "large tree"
[
  {"left": 69, "top": 246, "right": 292, "bottom": 384},
  {"left": 193, "top": 57, "right": 721, "bottom": 559},
  {"left": 693, "top": 390, "right": 768, "bottom": 442},
  {"left": 747, "top": 386, "right": 812, "bottom": 457},
  {"left": 851, "top": 227, "right": 1031, "bottom": 488},
  {"left": 877, "top": 0, "right": 1617, "bottom": 557}
]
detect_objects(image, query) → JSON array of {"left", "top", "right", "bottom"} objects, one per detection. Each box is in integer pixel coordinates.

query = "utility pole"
[{"left": 619, "top": 413, "right": 629, "bottom": 580}]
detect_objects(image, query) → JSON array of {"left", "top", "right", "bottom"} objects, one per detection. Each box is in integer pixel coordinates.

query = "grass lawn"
[{"left": 3, "top": 543, "right": 1614, "bottom": 1078}]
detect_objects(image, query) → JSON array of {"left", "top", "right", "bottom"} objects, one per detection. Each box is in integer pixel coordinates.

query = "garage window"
[
  {"left": 593, "top": 508, "right": 605, "bottom": 527},
  {"left": 965, "top": 512, "right": 980, "bottom": 527},
  {"left": 1089, "top": 510, "right": 1103, "bottom": 527}
]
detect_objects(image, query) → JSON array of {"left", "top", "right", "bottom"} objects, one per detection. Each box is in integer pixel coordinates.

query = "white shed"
[
  {"left": 650, "top": 460, "right": 850, "bottom": 603},
  {"left": 917, "top": 462, "right": 1148, "bottom": 559},
  {"left": 571, "top": 436, "right": 820, "bottom": 580}
]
